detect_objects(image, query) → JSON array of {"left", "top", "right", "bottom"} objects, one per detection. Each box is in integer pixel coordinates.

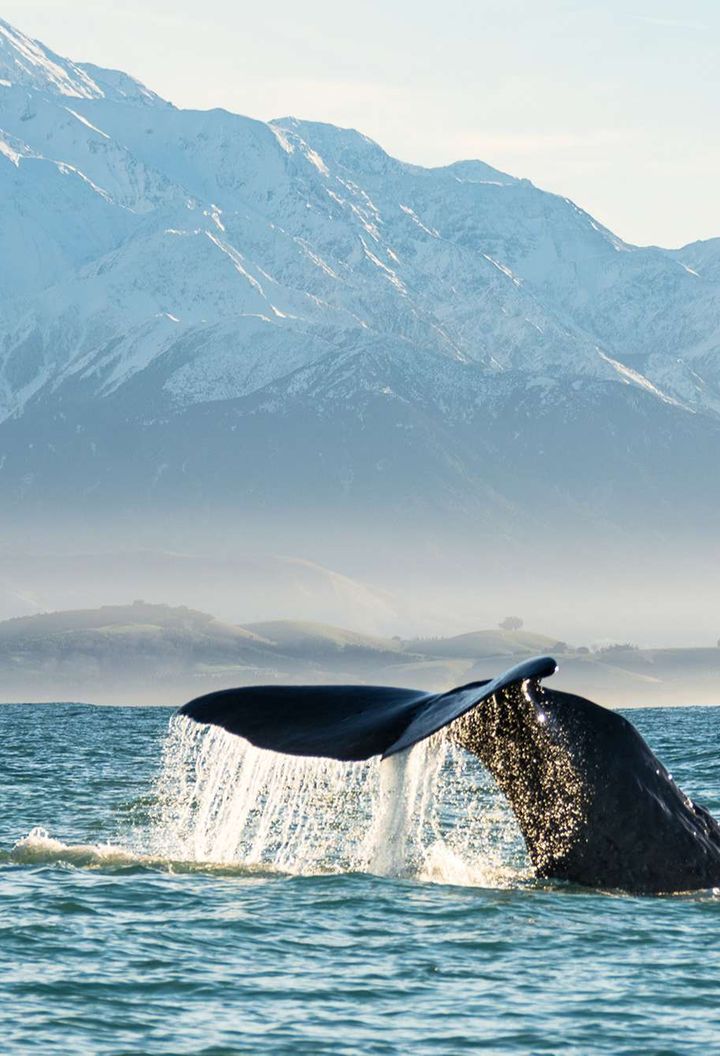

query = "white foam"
[
  {"left": 11, "top": 826, "right": 145, "bottom": 869},
  {"left": 8, "top": 825, "right": 279, "bottom": 877}
]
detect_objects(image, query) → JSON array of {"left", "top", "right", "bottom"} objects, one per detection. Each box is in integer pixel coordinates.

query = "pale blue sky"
[{"left": 4, "top": 0, "right": 719, "bottom": 247}]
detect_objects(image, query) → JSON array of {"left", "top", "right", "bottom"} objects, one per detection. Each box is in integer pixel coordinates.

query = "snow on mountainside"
[
  {"left": 0, "top": 17, "right": 719, "bottom": 543},
  {"left": 0, "top": 18, "right": 163, "bottom": 103}
]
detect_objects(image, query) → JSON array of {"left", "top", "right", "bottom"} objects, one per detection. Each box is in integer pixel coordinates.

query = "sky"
[{"left": 3, "top": 0, "right": 719, "bottom": 247}]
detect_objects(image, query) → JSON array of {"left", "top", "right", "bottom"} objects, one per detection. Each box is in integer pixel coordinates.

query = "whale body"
[{"left": 179, "top": 657, "right": 720, "bottom": 894}]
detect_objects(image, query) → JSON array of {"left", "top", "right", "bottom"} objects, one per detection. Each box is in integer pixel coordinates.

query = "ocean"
[{"left": 1, "top": 702, "right": 719, "bottom": 1055}]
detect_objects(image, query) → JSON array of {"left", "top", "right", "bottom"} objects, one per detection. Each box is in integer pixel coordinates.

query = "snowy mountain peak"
[
  {"left": 0, "top": 17, "right": 104, "bottom": 98},
  {"left": 271, "top": 117, "right": 395, "bottom": 175},
  {"left": 74, "top": 62, "right": 168, "bottom": 108},
  {"left": 439, "top": 158, "right": 518, "bottom": 185},
  {"left": 0, "top": 18, "right": 162, "bottom": 105}
]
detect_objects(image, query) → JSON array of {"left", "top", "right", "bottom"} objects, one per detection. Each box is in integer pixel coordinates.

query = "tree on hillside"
[{"left": 499, "top": 616, "right": 524, "bottom": 631}]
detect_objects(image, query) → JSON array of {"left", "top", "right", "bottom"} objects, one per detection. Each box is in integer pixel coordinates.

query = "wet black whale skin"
[
  {"left": 179, "top": 657, "right": 720, "bottom": 894},
  {"left": 179, "top": 657, "right": 554, "bottom": 761}
]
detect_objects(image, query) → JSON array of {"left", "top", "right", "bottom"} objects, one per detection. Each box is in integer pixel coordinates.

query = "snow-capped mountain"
[
  {"left": 0, "top": 17, "right": 163, "bottom": 103},
  {"left": 1, "top": 16, "right": 719, "bottom": 558}
]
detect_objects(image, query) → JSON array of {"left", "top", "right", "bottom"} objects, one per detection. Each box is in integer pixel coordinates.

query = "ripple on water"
[{"left": 1, "top": 702, "right": 720, "bottom": 1054}]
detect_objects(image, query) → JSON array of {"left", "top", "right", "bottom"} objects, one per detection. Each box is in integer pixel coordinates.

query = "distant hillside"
[
  {"left": 0, "top": 601, "right": 264, "bottom": 642},
  {"left": 404, "top": 629, "right": 561, "bottom": 660},
  {"left": 0, "top": 604, "right": 411, "bottom": 703},
  {"left": 240, "top": 620, "right": 404, "bottom": 656},
  {"left": 0, "top": 602, "right": 718, "bottom": 707}
]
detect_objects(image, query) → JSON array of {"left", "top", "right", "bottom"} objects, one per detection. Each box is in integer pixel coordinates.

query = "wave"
[
  {"left": 3, "top": 826, "right": 283, "bottom": 878},
  {"left": 2, "top": 825, "right": 522, "bottom": 888}
]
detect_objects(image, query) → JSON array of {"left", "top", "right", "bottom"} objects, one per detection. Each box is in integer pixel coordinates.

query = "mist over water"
[
  {"left": 1, "top": 510, "right": 719, "bottom": 646},
  {"left": 2, "top": 702, "right": 720, "bottom": 1054}
]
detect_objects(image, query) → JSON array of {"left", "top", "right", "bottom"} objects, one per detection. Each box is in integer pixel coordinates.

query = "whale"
[{"left": 179, "top": 656, "right": 720, "bottom": 894}]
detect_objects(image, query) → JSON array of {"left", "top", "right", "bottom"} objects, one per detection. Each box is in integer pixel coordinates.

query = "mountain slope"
[
  {"left": 0, "top": 17, "right": 718, "bottom": 573},
  {"left": 0, "top": 17, "right": 163, "bottom": 103}
]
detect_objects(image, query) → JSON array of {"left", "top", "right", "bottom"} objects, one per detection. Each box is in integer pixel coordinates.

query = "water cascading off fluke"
[{"left": 143, "top": 716, "right": 529, "bottom": 886}]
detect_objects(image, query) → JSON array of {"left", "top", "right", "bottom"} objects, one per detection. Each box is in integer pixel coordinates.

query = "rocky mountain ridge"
[{"left": 0, "top": 17, "right": 718, "bottom": 558}]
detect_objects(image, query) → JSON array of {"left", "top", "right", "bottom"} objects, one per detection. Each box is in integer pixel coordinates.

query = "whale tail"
[
  {"left": 178, "top": 655, "right": 720, "bottom": 893},
  {"left": 178, "top": 656, "right": 557, "bottom": 761}
]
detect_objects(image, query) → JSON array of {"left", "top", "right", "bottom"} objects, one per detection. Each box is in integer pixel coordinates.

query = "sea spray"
[{"left": 144, "top": 715, "right": 530, "bottom": 885}]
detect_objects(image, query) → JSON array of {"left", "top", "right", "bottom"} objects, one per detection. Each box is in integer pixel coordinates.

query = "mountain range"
[{"left": 0, "top": 17, "right": 718, "bottom": 637}]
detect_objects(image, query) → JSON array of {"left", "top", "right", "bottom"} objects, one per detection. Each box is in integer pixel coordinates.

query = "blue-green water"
[{"left": 2, "top": 703, "right": 720, "bottom": 1055}]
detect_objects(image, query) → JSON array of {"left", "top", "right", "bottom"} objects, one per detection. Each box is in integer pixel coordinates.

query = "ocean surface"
[{"left": 1, "top": 701, "right": 720, "bottom": 1055}]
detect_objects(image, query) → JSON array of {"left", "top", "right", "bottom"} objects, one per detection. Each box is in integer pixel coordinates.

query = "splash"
[
  {"left": 6, "top": 826, "right": 278, "bottom": 877},
  {"left": 10, "top": 827, "right": 143, "bottom": 869},
  {"left": 141, "top": 716, "right": 530, "bottom": 886}
]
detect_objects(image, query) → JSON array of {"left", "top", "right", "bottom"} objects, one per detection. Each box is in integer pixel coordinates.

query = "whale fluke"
[
  {"left": 179, "top": 656, "right": 555, "bottom": 761},
  {"left": 179, "top": 657, "right": 720, "bottom": 893}
]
